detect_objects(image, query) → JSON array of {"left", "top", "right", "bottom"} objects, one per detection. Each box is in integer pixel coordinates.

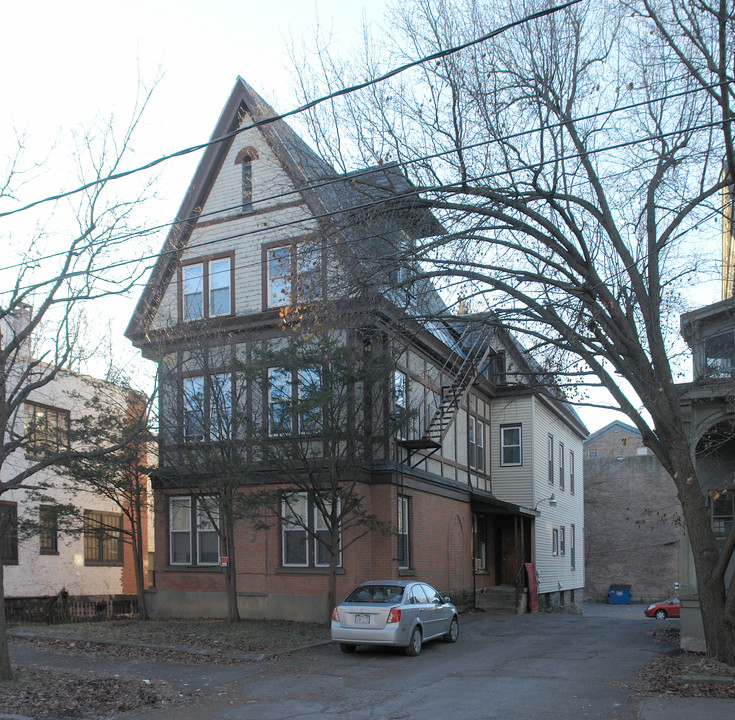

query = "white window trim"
[{"left": 500, "top": 424, "right": 522, "bottom": 466}]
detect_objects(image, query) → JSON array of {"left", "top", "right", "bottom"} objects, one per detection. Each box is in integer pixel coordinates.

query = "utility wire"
[
  {"left": 2, "top": 83, "right": 731, "bottom": 282},
  {"left": 0, "top": 0, "right": 584, "bottom": 220}
]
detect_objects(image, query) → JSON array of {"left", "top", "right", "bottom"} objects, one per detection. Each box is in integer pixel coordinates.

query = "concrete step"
[{"left": 476, "top": 586, "right": 518, "bottom": 614}]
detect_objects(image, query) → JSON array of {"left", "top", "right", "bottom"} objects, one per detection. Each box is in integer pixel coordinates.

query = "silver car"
[{"left": 331, "top": 580, "right": 459, "bottom": 656}]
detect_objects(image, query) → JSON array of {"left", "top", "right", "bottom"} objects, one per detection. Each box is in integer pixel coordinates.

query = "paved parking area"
[{"left": 10, "top": 604, "right": 731, "bottom": 720}]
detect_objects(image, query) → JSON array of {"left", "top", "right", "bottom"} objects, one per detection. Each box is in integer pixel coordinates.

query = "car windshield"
[{"left": 344, "top": 584, "right": 405, "bottom": 604}]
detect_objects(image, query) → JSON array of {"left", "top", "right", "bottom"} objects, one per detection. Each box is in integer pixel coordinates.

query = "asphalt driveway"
[{"left": 11, "top": 604, "right": 681, "bottom": 720}]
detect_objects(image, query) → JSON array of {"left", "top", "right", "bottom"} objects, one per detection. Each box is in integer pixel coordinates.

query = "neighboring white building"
[{"left": 1, "top": 309, "right": 152, "bottom": 600}]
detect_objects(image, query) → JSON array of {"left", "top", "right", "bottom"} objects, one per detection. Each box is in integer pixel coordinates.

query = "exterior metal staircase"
[{"left": 401, "top": 319, "right": 493, "bottom": 463}]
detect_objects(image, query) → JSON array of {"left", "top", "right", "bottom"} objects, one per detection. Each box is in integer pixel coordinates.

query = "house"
[
  {"left": 1, "top": 306, "right": 153, "bottom": 611},
  {"left": 125, "top": 77, "right": 586, "bottom": 621},
  {"left": 583, "top": 421, "right": 681, "bottom": 602},
  {"left": 678, "top": 297, "right": 735, "bottom": 650}
]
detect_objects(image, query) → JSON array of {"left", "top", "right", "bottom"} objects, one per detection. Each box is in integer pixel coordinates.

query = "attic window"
[
  {"left": 265, "top": 240, "right": 322, "bottom": 308},
  {"left": 235, "top": 147, "right": 259, "bottom": 214}
]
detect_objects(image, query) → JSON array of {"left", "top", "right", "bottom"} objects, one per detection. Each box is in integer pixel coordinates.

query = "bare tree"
[
  {"left": 290, "top": 0, "right": 735, "bottom": 661},
  {"left": 0, "top": 96, "right": 156, "bottom": 678}
]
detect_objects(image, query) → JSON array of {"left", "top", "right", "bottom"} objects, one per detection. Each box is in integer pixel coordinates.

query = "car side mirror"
[{"left": 443, "top": 596, "right": 451, "bottom": 604}]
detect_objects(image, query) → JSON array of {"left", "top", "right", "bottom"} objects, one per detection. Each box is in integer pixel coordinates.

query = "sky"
[
  {"left": 0, "top": 0, "right": 722, "bottom": 433},
  {"left": 1, "top": 0, "right": 388, "bottom": 380}
]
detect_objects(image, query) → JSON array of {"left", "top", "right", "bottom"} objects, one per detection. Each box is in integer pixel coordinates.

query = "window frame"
[
  {"left": 552, "top": 528, "right": 559, "bottom": 556},
  {"left": 39, "top": 504, "right": 59, "bottom": 555},
  {"left": 570, "top": 450, "right": 575, "bottom": 495},
  {"left": 168, "top": 495, "right": 221, "bottom": 567},
  {"left": 469, "top": 416, "right": 486, "bottom": 473},
  {"left": 83, "top": 510, "right": 123, "bottom": 567},
  {"left": 281, "top": 492, "right": 341, "bottom": 569},
  {"left": 182, "top": 373, "right": 233, "bottom": 443},
  {"left": 24, "top": 401, "right": 70, "bottom": 457},
  {"left": 560, "top": 526, "right": 566, "bottom": 556},
  {"left": 264, "top": 239, "right": 323, "bottom": 309},
  {"left": 179, "top": 254, "right": 234, "bottom": 322},
  {"left": 397, "top": 495, "right": 411, "bottom": 569},
  {"left": 0, "top": 502, "right": 18, "bottom": 565},
  {"left": 559, "top": 442, "right": 565, "bottom": 490},
  {"left": 473, "top": 513, "right": 487, "bottom": 571},
  {"left": 500, "top": 424, "right": 522, "bottom": 466},
  {"left": 711, "top": 493, "right": 734, "bottom": 537},
  {"left": 570, "top": 523, "right": 576, "bottom": 570},
  {"left": 394, "top": 370, "right": 408, "bottom": 440},
  {"left": 548, "top": 435, "right": 554, "bottom": 485}
]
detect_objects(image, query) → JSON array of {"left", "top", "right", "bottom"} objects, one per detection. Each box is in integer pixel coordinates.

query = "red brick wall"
[{"left": 153, "top": 475, "right": 475, "bottom": 606}]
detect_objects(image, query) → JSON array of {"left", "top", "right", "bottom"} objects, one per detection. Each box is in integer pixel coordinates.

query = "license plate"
[{"left": 354, "top": 614, "right": 370, "bottom": 625}]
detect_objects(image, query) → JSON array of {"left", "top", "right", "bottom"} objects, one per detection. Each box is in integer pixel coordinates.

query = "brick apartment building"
[{"left": 126, "top": 78, "right": 587, "bottom": 621}]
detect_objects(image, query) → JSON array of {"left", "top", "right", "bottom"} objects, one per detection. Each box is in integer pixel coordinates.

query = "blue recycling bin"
[{"left": 608, "top": 584, "right": 632, "bottom": 604}]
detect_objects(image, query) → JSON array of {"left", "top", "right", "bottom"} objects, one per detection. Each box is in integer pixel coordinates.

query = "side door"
[{"left": 422, "top": 584, "right": 452, "bottom": 638}]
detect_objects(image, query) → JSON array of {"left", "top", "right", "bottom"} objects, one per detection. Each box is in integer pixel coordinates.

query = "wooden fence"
[{"left": 5, "top": 595, "right": 138, "bottom": 624}]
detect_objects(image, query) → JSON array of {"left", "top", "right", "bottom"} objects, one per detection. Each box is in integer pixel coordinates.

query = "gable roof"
[
  {"left": 584, "top": 420, "right": 641, "bottom": 445},
  {"left": 125, "top": 77, "right": 443, "bottom": 341}
]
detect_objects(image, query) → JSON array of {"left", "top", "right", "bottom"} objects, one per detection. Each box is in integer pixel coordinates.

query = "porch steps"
[{"left": 476, "top": 585, "right": 518, "bottom": 614}]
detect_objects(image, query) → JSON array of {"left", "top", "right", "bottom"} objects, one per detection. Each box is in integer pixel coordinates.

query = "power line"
[
  {"left": 4, "top": 111, "right": 730, "bottom": 305},
  {"left": 1, "top": 78, "right": 729, "bottom": 276},
  {"left": 0, "top": 0, "right": 583, "bottom": 221}
]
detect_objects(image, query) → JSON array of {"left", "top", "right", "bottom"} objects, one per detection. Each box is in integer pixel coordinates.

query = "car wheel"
[
  {"left": 405, "top": 627, "right": 422, "bottom": 656},
  {"left": 339, "top": 643, "right": 357, "bottom": 653},
  {"left": 654, "top": 609, "right": 667, "bottom": 620},
  {"left": 443, "top": 616, "right": 459, "bottom": 643}
]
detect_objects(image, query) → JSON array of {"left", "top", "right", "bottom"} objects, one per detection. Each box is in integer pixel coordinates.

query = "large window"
[
  {"left": 705, "top": 331, "right": 735, "bottom": 378},
  {"left": 182, "top": 374, "right": 232, "bottom": 442},
  {"left": 500, "top": 424, "right": 522, "bottom": 466},
  {"left": 169, "top": 496, "right": 220, "bottom": 566},
  {"left": 268, "top": 367, "right": 321, "bottom": 435},
  {"left": 0, "top": 502, "right": 18, "bottom": 565},
  {"left": 469, "top": 417, "right": 486, "bottom": 472},
  {"left": 397, "top": 495, "right": 410, "bottom": 569},
  {"left": 281, "top": 493, "right": 340, "bottom": 568},
  {"left": 24, "top": 402, "right": 70, "bottom": 456},
  {"left": 40, "top": 505, "right": 58, "bottom": 555},
  {"left": 83, "top": 511, "right": 123, "bottom": 566},
  {"left": 181, "top": 256, "right": 232, "bottom": 321},
  {"left": 266, "top": 241, "right": 322, "bottom": 308}
]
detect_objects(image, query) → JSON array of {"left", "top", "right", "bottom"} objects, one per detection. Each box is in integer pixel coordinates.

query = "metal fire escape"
[{"left": 399, "top": 319, "right": 494, "bottom": 467}]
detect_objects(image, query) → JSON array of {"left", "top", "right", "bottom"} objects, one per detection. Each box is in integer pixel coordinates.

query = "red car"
[{"left": 644, "top": 598, "right": 680, "bottom": 619}]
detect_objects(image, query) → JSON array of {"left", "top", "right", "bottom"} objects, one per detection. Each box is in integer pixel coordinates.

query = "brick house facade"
[{"left": 126, "top": 77, "right": 587, "bottom": 621}]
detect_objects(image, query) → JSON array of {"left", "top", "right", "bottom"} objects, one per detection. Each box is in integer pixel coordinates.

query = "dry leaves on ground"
[{"left": 0, "top": 666, "right": 192, "bottom": 720}]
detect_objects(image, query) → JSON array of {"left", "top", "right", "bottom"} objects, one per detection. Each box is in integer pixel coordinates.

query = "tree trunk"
[
  {"left": 0, "top": 564, "right": 12, "bottom": 681},
  {"left": 670, "top": 447, "right": 735, "bottom": 665},
  {"left": 325, "top": 529, "right": 339, "bottom": 627},
  {"left": 224, "top": 517, "right": 240, "bottom": 623},
  {"left": 131, "top": 508, "right": 149, "bottom": 621}
]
